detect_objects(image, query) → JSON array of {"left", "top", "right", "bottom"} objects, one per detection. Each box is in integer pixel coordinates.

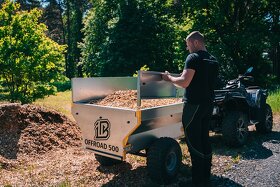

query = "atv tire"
[
  {"left": 147, "top": 137, "right": 182, "bottom": 184},
  {"left": 95, "top": 154, "right": 122, "bottom": 166},
  {"left": 222, "top": 111, "right": 249, "bottom": 147},
  {"left": 256, "top": 104, "right": 273, "bottom": 133}
]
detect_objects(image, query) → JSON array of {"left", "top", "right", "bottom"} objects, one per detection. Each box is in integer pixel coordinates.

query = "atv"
[{"left": 211, "top": 67, "right": 273, "bottom": 147}]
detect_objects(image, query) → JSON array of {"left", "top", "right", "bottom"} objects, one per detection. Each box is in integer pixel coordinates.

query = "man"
[{"left": 162, "top": 31, "right": 218, "bottom": 187}]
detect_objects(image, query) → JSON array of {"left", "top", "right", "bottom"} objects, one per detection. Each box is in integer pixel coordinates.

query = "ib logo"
[{"left": 94, "top": 118, "right": 111, "bottom": 140}]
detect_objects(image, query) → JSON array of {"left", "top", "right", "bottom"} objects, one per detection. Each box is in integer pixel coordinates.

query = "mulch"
[
  {"left": 90, "top": 90, "right": 182, "bottom": 109},
  {"left": 0, "top": 100, "right": 279, "bottom": 186},
  {"left": 0, "top": 104, "right": 81, "bottom": 169}
]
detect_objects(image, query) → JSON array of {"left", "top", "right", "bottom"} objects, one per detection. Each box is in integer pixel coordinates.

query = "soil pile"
[
  {"left": 90, "top": 90, "right": 182, "bottom": 109},
  {"left": 0, "top": 104, "right": 81, "bottom": 163}
]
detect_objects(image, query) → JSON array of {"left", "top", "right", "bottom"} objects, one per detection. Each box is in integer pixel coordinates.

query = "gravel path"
[{"left": 213, "top": 115, "right": 280, "bottom": 187}]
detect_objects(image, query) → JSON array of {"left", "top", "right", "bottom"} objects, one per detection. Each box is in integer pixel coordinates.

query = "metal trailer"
[{"left": 71, "top": 71, "right": 185, "bottom": 184}]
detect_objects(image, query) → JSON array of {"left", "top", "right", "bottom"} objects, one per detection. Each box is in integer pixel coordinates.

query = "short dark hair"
[{"left": 186, "top": 31, "right": 205, "bottom": 43}]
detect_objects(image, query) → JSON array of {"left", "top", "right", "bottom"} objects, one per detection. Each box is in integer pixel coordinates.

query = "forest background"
[{"left": 0, "top": 0, "right": 279, "bottom": 103}]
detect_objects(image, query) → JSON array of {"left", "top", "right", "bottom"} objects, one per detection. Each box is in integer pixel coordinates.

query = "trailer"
[{"left": 71, "top": 71, "right": 185, "bottom": 184}]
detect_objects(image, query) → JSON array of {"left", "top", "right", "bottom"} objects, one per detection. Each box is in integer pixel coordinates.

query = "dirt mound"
[
  {"left": 90, "top": 90, "right": 182, "bottom": 109},
  {"left": 0, "top": 104, "right": 81, "bottom": 164}
]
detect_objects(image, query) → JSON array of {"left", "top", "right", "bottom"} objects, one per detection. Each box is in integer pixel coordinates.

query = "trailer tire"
[
  {"left": 256, "top": 104, "right": 273, "bottom": 133},
  {"left": 222, "top": 111, "right": 249, "bottom": 147},
  {"left": 147, "top": 137, "right": 182, "bottom": 184},
  {"left": 95, "top": 154, "right": 122, "bottom": 166}
]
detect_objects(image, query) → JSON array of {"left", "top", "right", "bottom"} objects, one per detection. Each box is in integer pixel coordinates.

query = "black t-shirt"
[{"left": 183, "top": 50, "right": 219, "bottom": 104}]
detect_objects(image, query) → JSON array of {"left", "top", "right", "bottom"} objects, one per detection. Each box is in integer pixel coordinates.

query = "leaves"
[
  {"left": 182, "top": 0, "right": 278, "bottom": 85},
  {"left": 0, "top": 0, "right": 66, "bottom": 104},
  {"left": 80, "top": 0, "right": 186, "bottom": 77}
]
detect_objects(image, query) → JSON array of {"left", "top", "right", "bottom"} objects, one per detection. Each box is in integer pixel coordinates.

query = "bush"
[
  {"left": 52, "top": 80, "right": 71, "bottom": 92},
  {"left": 0, "top": 1, "right": 66, "bottom": 104}
]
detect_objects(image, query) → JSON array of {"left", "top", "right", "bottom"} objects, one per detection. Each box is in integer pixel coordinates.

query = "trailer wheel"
[
  {"left": 147, "top": 137, "right": 182, "bottom": 184},
  {"left": 95, "top": 154, "right": 122, "bottom": 166},
  {"left": 222, "top": 111, "right": 249, "bottom": 147},
  {"left": 256, "top": 104, "right": 273, "bottom": 133}
]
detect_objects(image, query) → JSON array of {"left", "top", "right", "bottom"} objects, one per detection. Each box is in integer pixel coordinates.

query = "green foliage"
[
  {"left": 42, "top": 0, "right": 65, "bottom": 44},
  {"left": 0, "top": 79, "right": 5, "bottom": 91},
  {"left": 133, "top": 64, "right": 150, "bottom": 77},
  {"left": 80, "top": 0, "right": 190, "bottom": 77},
  {"left": 0, "top": 0, "right": 66, "bottom": 104},
  {"left": 181, "top": 0, "right": 277, "bottom": 86},
  {"left": 65, "top": 0, "right": 88, "bottom": 78},
  {"left": 80, "top": 0, "right": 278, "bottom": 86},
  {"left": 51, "top": 75, "right": 71, "bottom": 92},
  {"left": 4, "top": 0, "right": 276, "bottom": 88},
  {"left": 16, "top": 0, "right": 41, "bottom": 10}
]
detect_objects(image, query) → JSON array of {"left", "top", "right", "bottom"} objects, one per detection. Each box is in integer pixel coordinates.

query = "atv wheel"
[
  {"left": 95, "top": 154, "right": 122, "bottom": 166},
  {"left": 256, "top": 104, "right": 273, "bottom": 133},
  {"left": 222, "top": 111, "right": 249, "bottom": 147},
  {"left": 147, "top": 137, "right": 182, "bottom": 184}
]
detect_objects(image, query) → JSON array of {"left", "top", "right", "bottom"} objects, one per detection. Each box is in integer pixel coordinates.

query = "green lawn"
[
  {"left": 0, "top": 90, "right": 73, "bottom": 119},
  {"left": 33, "top": 90, "right": 73, "bottom": 119},
  {"left": 267, "top": 89, "right": 280, "bottom": 114}
]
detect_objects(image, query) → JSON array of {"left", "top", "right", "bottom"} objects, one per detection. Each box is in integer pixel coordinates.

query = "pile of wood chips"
[
  {"left": 90, "top": 90, "right": 182, "bottom": 109},
  {"left": 0, "top": 104, "right": 81, "bottom": 168}
]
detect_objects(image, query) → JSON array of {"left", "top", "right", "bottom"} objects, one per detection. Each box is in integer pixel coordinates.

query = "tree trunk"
[
  {"left": 271, "top": 12, "right": 280, "bottom": 78},
  {"left": 66, "top": 0, "right": 71, "bottom": 78},
  {"left": 272, "top": 43, "right": 280, "bottom": 78}
]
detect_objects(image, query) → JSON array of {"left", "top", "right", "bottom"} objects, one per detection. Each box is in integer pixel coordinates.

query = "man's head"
[{"left": 185, "top": 31, "right": 206, "bottom": 53}]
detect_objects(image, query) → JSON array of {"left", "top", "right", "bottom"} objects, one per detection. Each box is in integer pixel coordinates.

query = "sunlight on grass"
[
  {"left": 267, "top": 89, "right": 280, "bottom": 114},
  {"left": 34, "top": 91, "right": 73, "bottom": 119}
]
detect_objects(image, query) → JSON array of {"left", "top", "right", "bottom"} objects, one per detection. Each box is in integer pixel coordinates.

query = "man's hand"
[
  {"left": 162, "top": 71, "right": 171, "bottom": 81},
  {"left": 161, "top": 69, "right": 195, "bottom": 88}
]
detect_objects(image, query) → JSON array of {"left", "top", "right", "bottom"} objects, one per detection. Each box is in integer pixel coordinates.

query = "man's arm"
[{"left": 162, "top": 69, "right": 195, "bottom": 88}]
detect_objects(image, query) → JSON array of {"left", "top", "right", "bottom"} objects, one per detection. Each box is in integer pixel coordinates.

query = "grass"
[
  {"left": 232, "top": 154, "right": 241, "bottom": 164},
  {"left": 33, "top": 91, "right": 72, "bottom": 119},
  {"left": 55, "top": 179, "right": 71, "bottom": 187},
  {"left": 267, "top": 89, "right": 280, "bottom": 114},
  {"left": 0, "top": 90, "right": 73, "bottom": 118}
]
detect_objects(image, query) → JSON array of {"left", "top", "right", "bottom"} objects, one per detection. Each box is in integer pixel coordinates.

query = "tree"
[
  {"left": 80, "top": 0, "right": 185, "bottom": 77},
  {"left": 42, "top": 0, "right": 65, "bottom": 44},
  {"left": 181, "top": 0, "right": 276, "bottom": 86},
  {"left": 0, "top": 0, "right": 66, "bottom": 104},
  {"left": 64, "top": 0, "right": 90, "bottom": 78},
  {"left": 16, "top": 0, "right": 41, "bottom": 10},
  {"left": 267, "top": 0, "right": 280, "bottom": 79}
]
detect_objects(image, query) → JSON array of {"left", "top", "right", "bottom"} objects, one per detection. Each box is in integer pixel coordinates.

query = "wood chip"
[{"left": 90, "top": 90, "right": 182, "bottom": 109}]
